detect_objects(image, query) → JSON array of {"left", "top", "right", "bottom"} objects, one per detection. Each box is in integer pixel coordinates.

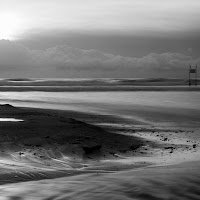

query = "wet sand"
[
  {"left": 1, "top": 161, "right": 200, "bottom": 200},
  {"left": 0, "top": 104, "right": 150, "bottom": 184},
  {"left": 0, "top": 102, "right": 200, "bottom": 199}
]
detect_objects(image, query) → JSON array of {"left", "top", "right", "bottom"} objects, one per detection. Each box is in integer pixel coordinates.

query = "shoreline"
[
  {"left": 0, "top": 85, "right": 200, "bottom": 92},
  {"left": 0, "top": 104, "right": 199, "bottom": 185}
]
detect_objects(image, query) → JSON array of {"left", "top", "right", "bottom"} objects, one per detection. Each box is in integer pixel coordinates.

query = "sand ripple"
[{"left": 1, "top": 161, "right": 200, "bottom": 200}]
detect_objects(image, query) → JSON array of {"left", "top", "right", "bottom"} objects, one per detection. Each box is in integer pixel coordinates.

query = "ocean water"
[{"left": 0, "top": 78, "right": 199, "bottom": 92}]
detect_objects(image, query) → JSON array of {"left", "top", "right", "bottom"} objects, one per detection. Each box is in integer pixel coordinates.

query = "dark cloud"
[
  {"left": 18, "top": 30, "right": 200, "bottom": 58},
  {"left": 0, "top": 40, "right": 199, "bottom": 78}
]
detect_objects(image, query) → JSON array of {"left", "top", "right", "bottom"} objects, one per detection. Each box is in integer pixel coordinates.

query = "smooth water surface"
[
  {"left": 0, "top": 118, "right": 23, "bottom": 122},
  {"left": 0, "top": 91, "right": 200, "bottom": 126}
]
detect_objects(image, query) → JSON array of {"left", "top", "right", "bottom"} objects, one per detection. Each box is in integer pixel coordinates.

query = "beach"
[
  {"left": 0, "top": 82, "right": 200, "bottom": 199},
  {"left": 0, "top": 0, "right": 199, "bottom": 197}
]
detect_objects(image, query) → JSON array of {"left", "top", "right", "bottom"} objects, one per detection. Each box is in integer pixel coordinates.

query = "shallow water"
[
  {"left": 0, "top": 118, "right": 23, "bottom": 122},
  {"left": 0, "top": 91, "right": 200, "bottom": 126}
]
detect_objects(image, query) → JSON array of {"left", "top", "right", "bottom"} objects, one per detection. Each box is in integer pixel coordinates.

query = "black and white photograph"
[{"left": 0, "top": 0, "right": 200, "bottom": 199}]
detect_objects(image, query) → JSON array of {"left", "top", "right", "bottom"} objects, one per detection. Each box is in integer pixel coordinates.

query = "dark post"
[
  {"left": 189, "top": 65, "right": 191, "bottom": 86},
  {"left": 195, "top": 65, "right": 198, "bottom": 86},
  {"left": 189, "top": 65, "right": 198, "bottom": 86}
]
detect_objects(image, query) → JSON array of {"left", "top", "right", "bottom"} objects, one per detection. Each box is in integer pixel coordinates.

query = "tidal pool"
[{"left": 0, "top": 118, "right": 23, "bottom": 122}]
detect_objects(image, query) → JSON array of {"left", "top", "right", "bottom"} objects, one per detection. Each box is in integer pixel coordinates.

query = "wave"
[{"left": 0, "top": 78, "right": 196, "bottom": 86}]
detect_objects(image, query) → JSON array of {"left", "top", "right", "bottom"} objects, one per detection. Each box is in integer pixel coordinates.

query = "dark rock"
[
  {"left": 83, "top": 145, "right": 102, "bottom": 154},
  {"left": 130, "top": 145, "right": 138, "bottom": 150},
  {"left": 193, "top": 144, "right": 197, "bottom": 148},
  {"left": 0, "top": 104, "right": 15, "bottom": 108},
  {"left": 119, "top": 149, "right": 127, "bottom": 153},
  {"left": 109, "top": 151, "right": 115, "bottom": 156},
  {"left": 164, "top": 146, "right": 174, "bottom": 153},
  {"left": 164, "top": 147, "right": 173, "bottom": 149}
]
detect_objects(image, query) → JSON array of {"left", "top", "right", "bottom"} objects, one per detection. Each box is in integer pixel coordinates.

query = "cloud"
[
  {"left": 0, "top": 40, "right": 32, "bottom": 69},
  {"left": 0, "top": 39, "right": 199, "bottom": 78}
]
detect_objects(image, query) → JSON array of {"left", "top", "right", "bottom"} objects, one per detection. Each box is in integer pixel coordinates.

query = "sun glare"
[{"left": 0, "top": 13, "right": 23, "bottom": 40}]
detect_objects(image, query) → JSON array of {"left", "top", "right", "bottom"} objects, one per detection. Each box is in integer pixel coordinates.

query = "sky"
[{"left": 0, "top": 0, "right": 200, "bottom": 78}]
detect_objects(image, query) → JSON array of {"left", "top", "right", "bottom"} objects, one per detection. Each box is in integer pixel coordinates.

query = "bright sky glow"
[
  {"left": 0, "top": 12, "right": 24, "bottom": 39},
  {"left": 0, "top": 0, "right": 200, "bottom": 39}
]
